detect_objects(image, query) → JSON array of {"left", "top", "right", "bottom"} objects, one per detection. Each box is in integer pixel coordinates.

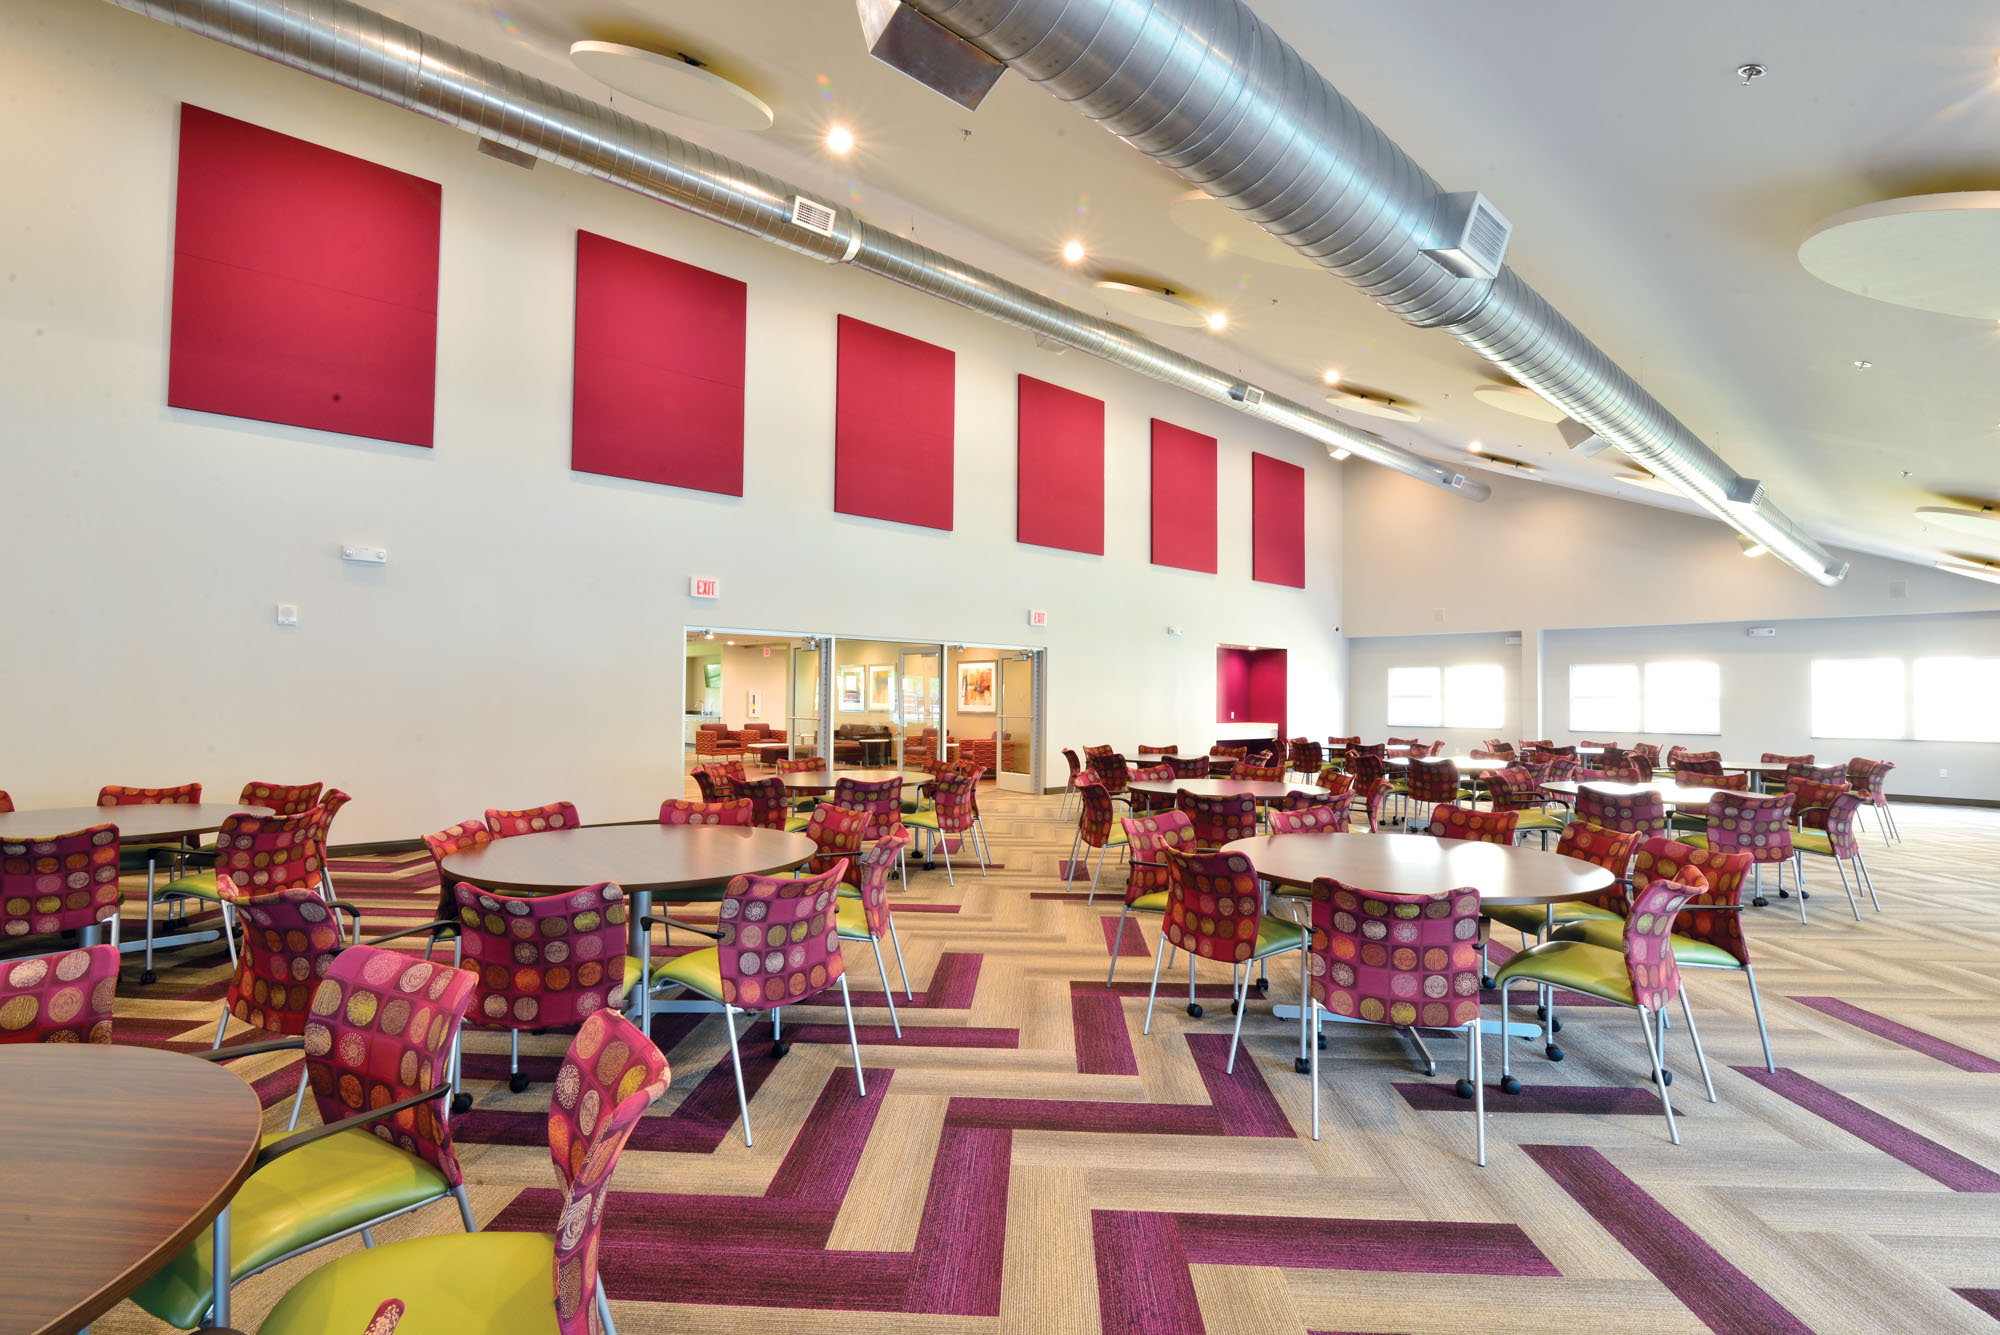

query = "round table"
[
  {"left": 1128, "top": 777, "right": 1319, "bottom": 803},
  {"left": 0, "top": 1045, "right": 262, "bottom": 1335},
  {"left": 1542, "top": 780, "right": 1732, "bottom": 808},
  {"left": 1718, "top": 761, "right": 1792, "bottom": 773},
  {"left": 771, "top": 768, "right": 913, "bottom": 794},
  {"left": 0, "top": 803, "right": 271, "bottom": 841},
  {"left": 441, "top": 823, "right": 816, "bottom": 963},
  {"left": 1386, "top": 756, "right": 1514, "bottom": 772},
  {"left": 1221, "top": 831, "right": 1614, "bottom": 907}
]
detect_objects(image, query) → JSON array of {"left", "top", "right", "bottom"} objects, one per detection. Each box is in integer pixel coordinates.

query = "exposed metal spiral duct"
[
  {"left": 101, "top": 0, "right": 1487, "bottom": 501},
  {"left": 901, "top": 0, "right": 1846, "bottom": 584}
]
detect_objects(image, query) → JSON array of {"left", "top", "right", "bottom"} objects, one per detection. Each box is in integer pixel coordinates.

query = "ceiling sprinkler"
[{"left": 1736, "top": 63, "right": 1766, "bottom": 85}]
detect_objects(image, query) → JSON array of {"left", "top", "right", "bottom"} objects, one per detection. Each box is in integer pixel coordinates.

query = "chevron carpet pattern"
[{"left": 87, "top": 790, "right": 2000, "bottom": 1335}]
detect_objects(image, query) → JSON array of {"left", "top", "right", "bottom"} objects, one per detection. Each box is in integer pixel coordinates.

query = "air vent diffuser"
[
  {"left": 791, "top": 196, "right": 837, "bottom": 236},
  {"left": 1424, "top": 191, "right": 1511, "bottom": 280}
]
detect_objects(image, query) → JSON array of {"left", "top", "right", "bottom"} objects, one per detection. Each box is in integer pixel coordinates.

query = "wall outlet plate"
[
  {"left": 341, "top": 545, "right": 388, "bottom": 563},
  {"left": 276, "top": 603, "right": 299, "bottom": 626}
]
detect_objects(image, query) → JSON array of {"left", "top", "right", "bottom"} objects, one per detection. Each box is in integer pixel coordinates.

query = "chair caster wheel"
[
  {"left": 1651, "top": 1069, "right": 1674, "bottom": 1086},
  {"left": 772, "top": 1040, "right": 792, "bottom": 1059},
  {"left": 141, "top": 968, "right": 157, "bottom": 985},
  {"left": 1229, "top": 1000, "right": 1240, "bottom": 1016},
  {"left": 508, "top": 1073, "right": 531, "bottom": 1094},
  {"left": 1545, "top": 1044, "right": 1564, "bottom": 1062},
  {"left": 1186, "top": 1003, "right": 1204, "bottom": 1019},
  {"left": 1777, "top": 888, "right": 1791, "bottom": 898},
  {"left": 451, "top": 1093, "right": 473, "bottom": 1115},
  {"left": 1752, "top": 897, "right": 1769, "bottom": 908},
  {"left": 1800, "top": 890, "right": 1811, "bottom": 900},
  {"left": 1481, "top": 975, "right": 1496, "bottom": 990},
  {"left": 1550, "top": 1017, "right": 1562, "bottom": 1034},
  {"left": 1454, "top": 1078, "right": 1474, "bottom": 1099},
  {"left": 1536, "top": 1004, "right": 1548, "bottom": 1020},
  {"left": 1254, "top": 977, "right": 1269, "bottom": 994},
  {"left": 1501, "top": 1075, "right": 1522, "bottom": 1095},
  {"left": 1295, "top": 1056, "right": 1312, "bottom": 1074}
]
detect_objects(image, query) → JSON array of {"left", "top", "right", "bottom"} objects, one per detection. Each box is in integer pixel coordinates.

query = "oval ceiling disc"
[
  {"left": 1167, "top": 191, "right": 1321, "bottom": 270},
  {"left": 570, "top": 42, "right": 774, "bottom": 131},
  {"left": 1324, "top": 389, "right": 1419, "bottom": 422},
  {"left": 1472, "top": 383, "right": 1566, "bottom": 423},
  {"left": 1093, "top": 279, "right": 1210, "bottom": 327},
  {"left": 1799, "top": 193, "right": 2000, "bottom": 321},
  {"left": 1913, "top": 505, "right": 2000, "bottom": 540}
]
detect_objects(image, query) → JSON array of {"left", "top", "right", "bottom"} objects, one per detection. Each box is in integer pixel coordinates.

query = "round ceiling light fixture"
[
  {"left": 1323, "top": 388, "right": 1420, "bottom": 422},
  {"left": 1913, "top": 504, "right": 2000, "bottom": 539},
  {"left": 568, "top": 42, "right": 773, "bottom": 131},
  {"left": 1060, "top": 239, "right": 1085, "bottom": 265},
  {"left": 1093, "top": 278, "right": 1209, "bottom": 328},
  {"left": 1472, "top": 382, "right": 1568, "bottom": 423},
  {"left": 1166, "top": 191, "right": 1320, "bottom": 270},
  {"left": 1799, "top": 192, "right": 2000, "bottom": 321},
  {"left": 825, "top": 125, "right": 855, "bottom": 155}
]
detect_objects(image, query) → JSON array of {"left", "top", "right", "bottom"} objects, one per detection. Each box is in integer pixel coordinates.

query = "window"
[
  {"left": 1443, "top": 664, "right": 1506, "bottom": 729},
  {"left": 1643, "top": 660, "right": 1721, "bottom": 735},
  {"left": 1386, "top": 667, "right": 1441, "bottom": 728},
  {"left": 1810, "top": 658, "right": 1906, "bottom": 739},
  {"left": 1569, "top": 663, "right": 1640, "bottom": 733},
  {"left": 1914, "top": 657, "right": 2000, "bottom": 742}
]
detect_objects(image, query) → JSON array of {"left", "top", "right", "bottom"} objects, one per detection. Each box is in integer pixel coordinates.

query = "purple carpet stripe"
[
  {"left": 1103, "top": 980, "right": 1240, "bottom": 1000},
  {"left": 1070, "top": 985, "right": 1140, "bottom": 1076},
  {"left": 1956, "top": 1289, "right": 2000, "bottom": 1321},
  {"left": 1093, "top": 1209, "right": 1202, "bottom": 1335},
  {"left": 1033, "top": 890, "right": 1118, "bottom": 901},
  {"left": 1187, "top": 1032, "right": 1295, "bottom": 1136},
  {"left": 1789, "top": 996, "right": 2000, "bottom": 1073},
  {"left": 1395, "top": 1081, "right": 1683, "bottom": 1116},
  {"left": 905, "top": 1126, "right": 1010, "bottom": 1316},
  {"left": 922, "top": 951, "right": 982, "bottom": 1009},
  {"left": 1179, "top": 1213, "right": 1557, "bottom": 1276},
  {"left": 946, "top": 1033, "right": 1291, "bottom": 1137},
  {"left": 756, "top": 1019, "right": 1020, "bottom": 1048},
  {"left": 1525, "top": 1143, "right": 1816, "bottom": 1334},
  {"left": 1735, "top": 1066, "right": 2000, "bottom": 1192},
  {"left": 1101, "top": 912, "right": 1150, "bottom": 960},
  {"left": 764, "top": 1066, "right": 894, "bottom": 1205}
]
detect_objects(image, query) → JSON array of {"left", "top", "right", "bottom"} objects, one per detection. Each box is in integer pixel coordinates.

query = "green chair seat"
[
  {"left": 1513, "top": 810, "right": 1565, "bottom": 832},
  {"left": 1492, "top": 939, "right": 1634, "bottom": 1006},
  {"left": 901, "top": 798, "right": 922, "bottom": 815},
  {"left": 622, "top": 955, "right": 645, "bottom": 994},
  {"left": 158, "top": 869, "right": 221, "bottom": 901},
  {"left": 130, "top": 1129, "right": 453, "bottom": 1328},
  {"left": 1681, "top": 832, "right": 1710, "bottom": 850},
  {"left": 257, "top": 1229, "right": 559, "bottom": 1335},
  {"left": 1792, "top": 829, "right": 1834, "bottom": 857},
  {"left": 834, "top": 900, "right": 870, "bottom": 939},
  {"left": 1550, "top": 918, "right": 1739, "bottom": 969},
  {"left": 1485, "top": 901, "right": 1619, "bottom": 937},
  {"left": 650, "top": 945, "right": 723, "bottom": 1000},
  {"left": 783, "top": 814, "right": 810, "bottom": 833},
  {"left": 1127, "top": 891, "right": 1171, "bottom": 913},
  {"left": 1249, "top": 915, "right": 1308, "bottom": 960}
]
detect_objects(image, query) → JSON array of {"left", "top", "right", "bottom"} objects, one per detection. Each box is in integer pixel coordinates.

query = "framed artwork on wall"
[
  {"left": 746, "top": 689, "right": 760, "bottom": 719},
  {"left": 957, "top": 660, "right": 996, "bottom": 713},
  {"left": 837, "top": 665, "right": 865, "bottom": 713},
  {"left": 867, "top": 664, "right": 895, "bottom": 711}
]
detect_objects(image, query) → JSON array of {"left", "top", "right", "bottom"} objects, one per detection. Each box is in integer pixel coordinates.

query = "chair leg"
[
  {"left": 939, "top": 829, "right": 955, "bottom": 887},
  {"left": 1678, "top": 986, "right": 1717, "bottom": 1103},
  {"left": 209, "top": 1206, "right": 231, "bottom": 1329},
  {"left": 1833, "top": 856, "right": 1861, "bottom": 920},
  {"left": 838, "top": 974, "right": 867, "bottom": 1097},
  {"left": 973, "top": 817, "right": 989, "bottom": 874},
  {"left": 1400, "top": 1026, "right": 1435, "bottom": 1076},
  {"left": 596, "top": 1282, "right": 620, "bottom": 1335},
  {"left": 1855, "top": 846, "right": 1882, "bottom": 911},
  {"left": 1065, "top": 828, "right": 1083, "bottom": 885},
  {"left": 143, "top": 855, "right": 157, "bottom": 982},
  {"left": 1187, "top": 944, "right": 1200, "bottom": 1017},
  {"left": 360, "top": 1227, "right": 376, "bottom": 1248},
  {"left": 221, "top": 901, "right": 237, "bottom": 967},
  {"left": 211, "top": 1005, "right": 230, "bottom": 1051},
  {"left": 1467, "top": 1022, "right": 1486, "bottom": 1167},
  {"left": 1743, "top": 963, "right": 1775, "bottom": 1073},
  {"left": 870, "top": 936, "right": 901, "bottom": 1038},
  {"left": 286, "top": 1063, "right": 310, "bottom": 1131},
  {"left": 1226, "top": 961, "right": 1251, "bottom": 1074},
  {"left": 452, "top": 1183, "right": 476, "bottom": 1232},
  {"left": 1309, "top": 998, "right": 1321, "bottom": 1141},
  {"left": 1637, "top": 1004, "right": 1679, "bottom": 1145},
  {"left": 1089, "top": 841, "right": 1109, "bottom": 903},
  {"left": 1106, "top": 905, "right": 1132, "bottom": 986},
  {"left": 886, "top": 917, "right": 915, "bottom": 1001},
  {"left": 723, "top": 1004, "right": 753, "bottom": 1148},
  {"left": 1143, "top": 936, "right": 1167, "bottom": 1035}
]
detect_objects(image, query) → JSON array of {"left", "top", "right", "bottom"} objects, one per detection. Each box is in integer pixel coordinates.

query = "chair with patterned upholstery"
[
  {"left": 1574, "top": 784, "right": 1669, "bottom": 844},
  {"left": 1126, "top": 762, "right": 1176, "bottom": 813},
  {"left": 1141, "top": 744, "right": 1179, "bottom": 757},
  {"left": 1066, "top": 778, "right": 1130, "bottom": 901},
  {"left": 303, "top": 789, "right": 351, "bottom": 902},
  {"left": 647, "top": 865, "right": 865, "bottom": 1147},
  {"left": 453, "top": 881, "right": 636, "bottom": 1100},
  {"left": 835, "top": 827, "right": 915, "bottom": 1033},
  {"left": 212, "top": 871, "right": 361, "bottom": 1059},
  {"left": 1846, "top": 757, "right": 1899, "bottom": 844},
  {"left": 1550, "top": 837, "right": 1773, "bottom": 1072},
  {"left": 256, "top": 1009, "right": 668, "bottom": 1335},
  {"left": 1168, "top": 755, "right": 1210, "bottom": 780},
  {"left": 1357, "top": 777, "right": 1394, "bottom": 833},
  {"left": 1104, "top": 811, "right": 1197, "bottom": 985},
  {"left": 0, "top": 792, "right": 10, "bottom": 814},
  {"left": 158, "top": 810, "right": 325, "bottom": 969},
  {"left": 1268, "top": 803, "right": 1349, "bottom": 835},
  {"left": 1483, "top": 823, "right": 1642, "bottom": 991},
  {"left": 1145, "top": 849, "right": 1307, "bottom": 1071},
  {"left": 1084, "top": 744, "right": 1115, "bottom": 760},
  {"left": 135, "top": 946, "right": 477, "bottom": 1331},
  {"left": 1789, "top": 762, "right": 1849, "bottom": 790},
  {"left": 1287, "top": 740, "right": 1324, "bottom": 781},
  {"left": 1405, "top": 757, "right": 1462, "bottom": 826},
  {"left": 1494, "top": 870, "right": 1718, "bottom": 1141},
  {"left": 1207, "top": 745, "right": 1248, "bottom": 777},
  {"left": 1790, "top": 790, "right": 1878, "bottom": 919},
  {"left": 1230, "top": 761, "right": 1285, "bottom": 783},
  {"left": 1089, "top": 752, "right": 1132, "bottom": 800},
  {"left": 1763, "top": 752, "right": 1814, "bottom": 768},
  {"left": 660, "top": 797, "right": 755, "bottom": 827},
  {"left": 904, "top": 767, "right": 987, "bottom": 884},
  {"left": 239, "top": 781, "right": 323, "bottom": 817},
  {"left": 485, "top": 801, "right": 580, "bottom": 838},
  {"left": 1676, "top": 750, "right": 1724, "bottom": 778},
  {"left": 802, "top": 802, "right": 870, "bottom": 885},
  {"left": 1684, "top": 791, "right": 1800, "bottom": 916},
  {"left": 1482, "top": 766, "right": 1565, "bottom": 845},
  {"left": 1177, "top": 789, "right": 1259, "bottom": 851},
  {"left": 1, "top": 822, "right": 122, "bottom": 955},
  {"left": 1678, "top": 768, "right": 1748, "bottom": 792},
  {"left": 0, "top": 944, "right": 118, "bottom": 1044},
  {"left": 1060, "top": 747, "right": 1085, "bottom": 818},
  {"left": 1427, "top": 803, "right": 1517, "bottom": 845},
  {"left": 422, "top": 818, "right": 491, "bottom": 927},
  {"left": 695, "top": 722, "right": 748, "bottom": 761},
  {"left": 774, "top": 756, "right": 822, "bottom": 813},
  {"left": 1316, "top": 767, "right": 1355, "bottom": 798},
  {"left": 1385, "top": 737, "right": 1420, "bottom": 756},
  {"left": 1304, "top": 878, "right": 1485, "bottom": 1160},
  {"left": 98, "top": 783, "right": 202, "bottom": 974},
  {"left": 1345, "top": 747, "right": 1387, "bottom": 792},
  {"left": 729, "top": 778, "right": 803, "bottom": 832},
  {"left": 1632, "top": 743, "right": 1662, "bottom": 767},
  {"left": 1783, "top": 773, "right": 1850, "bottom": 830},
  {"left": 1664, "top": 745, "right": 1689, "bottom": 768},
  {"left": 693, "top": 761, "right": 749, "bottom": 803}
]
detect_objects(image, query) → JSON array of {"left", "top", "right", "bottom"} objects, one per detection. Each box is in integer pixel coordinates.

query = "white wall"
[{"left": 0, "top": 0, "right": 1344, "bottom": 840}]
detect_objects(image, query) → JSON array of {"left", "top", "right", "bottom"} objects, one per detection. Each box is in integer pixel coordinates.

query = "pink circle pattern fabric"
[
  {"left": 0, "top": 944, "right": 119, "bottom": 1044},
  {"left": 221, "top": 875, "right": 346, "bottom": 1035},
  {"left": 1309, "top": 878, "right": 1481, "bottom": 1030},
  {"left": 1, "top": 823, "right": 122, "bottom": 939},
  {"left": 485, "top": 801, "right": 580, "bottom": 839},
  {"left": 1161, "top": 848, "right": 1268, "bottom": 964},
  {"left": 454, "top": 882, "right": 630, "bottom": 1029},
  {"left": 714, "top": 865, "right": 847, "bottom": 1011},
  {"left": 660, "top": 797, "right": 755, "bottom": 827}
]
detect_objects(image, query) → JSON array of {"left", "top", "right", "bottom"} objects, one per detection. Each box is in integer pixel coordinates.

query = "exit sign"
[
  {"left": 689, "top": 575, "right": 719, "bottom": 599},
  {"left": 1028, "top": 609, "right": 1047, "bottom": 627}
]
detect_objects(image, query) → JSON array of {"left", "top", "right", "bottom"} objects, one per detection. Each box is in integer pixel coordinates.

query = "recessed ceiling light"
[
  {"left": 826, "top": 125, "right": 855, "bottom": 155},
  {"left": 726, "top": 640, "right": 734, "bottom": 645},
  {"left": 1060, "top": 239, "right": 1085, "bottom": 265},
  {"left": 1328, "top": 447, "right": 1352, "bottom": 461},
  {"left": 1322, "top": 369, "right": 1342, "bottom": 386},
  {"left": 1205, "top": 311, "right": 1229, "bottom": 331},
  {"left": 1852, "top": 359, "right": 1873, "bottom": 369},
  {"left": 1468, "top": 440, "right": 1485, "bottom": 453}
]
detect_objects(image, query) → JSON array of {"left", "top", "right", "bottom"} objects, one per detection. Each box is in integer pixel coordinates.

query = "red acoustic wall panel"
[
  {"left": 1016, "top": 376, "right": 1104, "bottom": 554},
  {"left": 1150, "top": 419, "right": 1218, "bottom": 573},
  {"left": 572, "top": 231, "right": 747, "bottom": 495},
  {"left": 1251, "top": 452, "right": 1307, "bottom": 587},
  {"left": 835, "top": 315, "right": 954, "bottom": 530},
  {"left": 168, "top": 104, "right": 441, "bottom": 447}
]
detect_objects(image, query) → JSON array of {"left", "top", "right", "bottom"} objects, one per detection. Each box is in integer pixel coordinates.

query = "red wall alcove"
[{"left": 1216, "top": 646, "right": 1288, "bottom": 743}]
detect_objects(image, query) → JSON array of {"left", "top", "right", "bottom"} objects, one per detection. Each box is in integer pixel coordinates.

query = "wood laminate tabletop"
[
  {"left": 1384, "top": 757, "right": 1514, "bottom": 772},
  {"left": 1716, "top": 761, "right": 1794, "bottom": 774},
  {"left": 1543, "top": 781, "right": 1733, "bottom": 808},
  {"left": 0, "top": 1044, "right": 262, "bottom": 1335},
  {"left": 0, "top": 804, "right": 271, "bottom": 842},
  {"left": 1223, "top": 832, "right": 1615, "bottom": 907},
  {"left": 1128, "top": 778, "right": 1321, "bottom": 802},
  {"left": 770, "top": 769, "right": 915, "bottom": 793},
  {"left": 440, "top": 823, "right": 815, "bottom": 895}
]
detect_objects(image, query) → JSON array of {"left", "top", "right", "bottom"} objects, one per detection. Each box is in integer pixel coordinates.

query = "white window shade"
[
  {"left": 1386, "top": 666, "right": 1442, "bottom": 728},
  {"left": 1811, "top": 659, "right": 1906, "bottom": 740},
  {"left": 1570, "top": 663, "right": 1639, "bottom": 734},
  {"left": 1914, "top": 657, "right": 2000, "bottom": 742},
  {"left": 1644, "top": 660, "right": 1720, "bottom": 735},
  {"left": 1443, "top": 664, "right": 1505, "bottom": 729}
]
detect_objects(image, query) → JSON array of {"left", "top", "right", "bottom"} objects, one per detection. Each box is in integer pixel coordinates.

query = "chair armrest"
[
  {"left": 254, "top": 1087, "right": 449, "bottom": 1169},
  {"left": 363, "top": 918, "right": 459, "bottom": 947},
  {"left": 641, "top": 914, "right": 723, "bottom": 941},
  {"left": 197, "top": 1037, "right": 306, "bottom": 1062}
]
